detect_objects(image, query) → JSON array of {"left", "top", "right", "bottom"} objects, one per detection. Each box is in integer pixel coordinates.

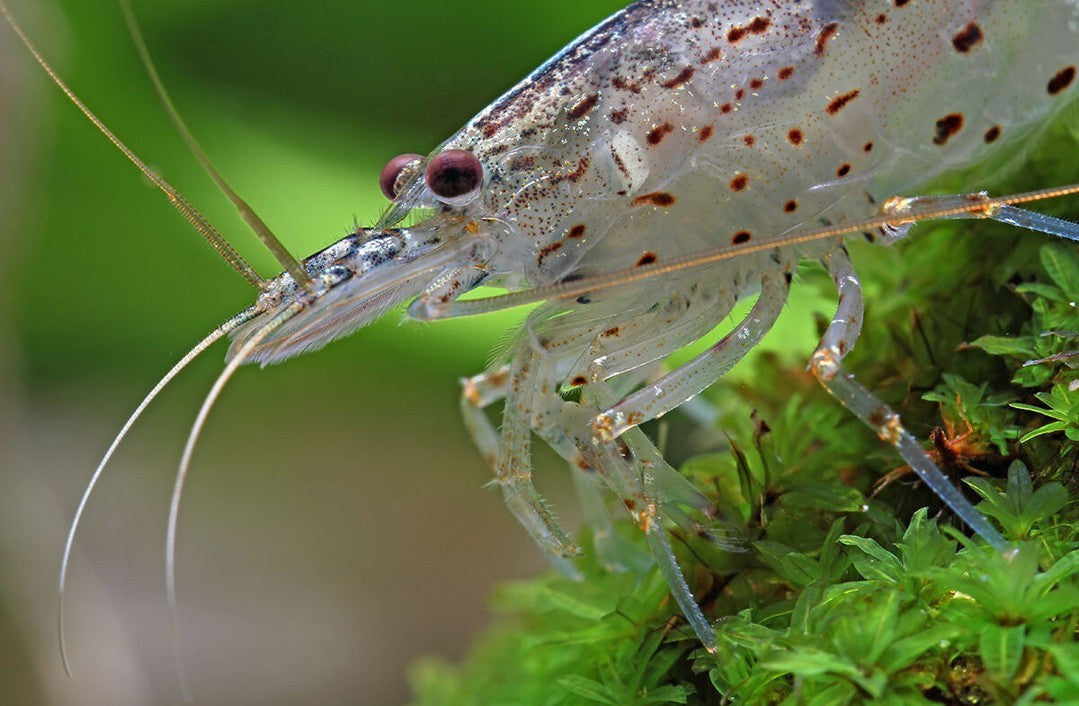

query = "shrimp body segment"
[
  {"left": 241, "top": 0, "right": 1078, "bottom": 356},
  {"left": 219, "top": 0, "right": 1079, "bottom": 649}
]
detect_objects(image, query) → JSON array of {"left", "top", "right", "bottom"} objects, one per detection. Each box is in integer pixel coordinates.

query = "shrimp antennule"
[
  {"left": 0, "top": 0, "right": 266, "bottom": 289},
  {"left": 119, "top": 0, "right": 312, "bottom": 290}
]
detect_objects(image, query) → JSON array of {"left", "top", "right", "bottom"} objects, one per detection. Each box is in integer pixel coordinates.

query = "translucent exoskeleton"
[{"left": 3, "top": 0, "right": 1078, "bottom": 698}]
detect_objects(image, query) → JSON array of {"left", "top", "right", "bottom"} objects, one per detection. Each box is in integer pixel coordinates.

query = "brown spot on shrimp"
[
  {"left": 698, "top": 125, "right": 714, "bottom": 142},
  {"left": 1048, "top": 66, "right": 1076, "bottom": 95},
  {"left": 636, "top": 252, "right": 658, "bottom": 267},
  {"left": 875, "top": 13, "right": 888, "bottom": 24},
  {"left": 984, "top": 124, "right": 1001, "bottom": 143},
  {"left": 749, "top": 17, "right": 771, "bottom": 33},
  {"left": 720, "top": 102, "right": 733, "bottom": 114},
  {"left": 727, "top": 17, "right": 769, "bottom": 42},
  {"left": 604, "top": 327, "right": 621, "bottom": 337},
  {"left": 826, "top": 89, "right": 860, "bottom": 114},
  {"left": 729, "top": 173, "right": 749, "bottom": 191},
  {"left": 787, "top": 128, "right": 804, "bottom": 145},
  {"left": 731, "top": 230, "right": 752, "bottom": 245},
  {"left": 647, "top": 122, "right": 675, "bottom": 145},
  {"left": 568, "top": 93, "right": 599, "bottom": 120},
  {"left": 815, "top": 22, "right": 839, "bottom": 55},
  {"left": 631, "top": 191, "right": 676, "bottom": 207},
  {"left": 700, "top": 47, "right": 723, "bottom": 64},
  {"left": 868, "top": 407, "right": 887, "bottom": 428},
  {"left": 749, "top": 77, "right": 764, "bottom": 90},
  {"left": 933, "top": 113, "right": 964, "bottom": 145},
  {"left": 836, "top": 163, "right": 851, "bottom": 177},
  {"left": 567, "top": 224, "right": 587, "bottom": 239},
  {"left": 951, "top": 22, "right": 983, "bottom": 53},
  {"left": 784, "top": 200, "right": 798, "bottom": 213},
  {"left": 777, "top": 66, "right": 795, "bottom": 80},
  {"left": 610, "top": 108, "right": 628, "bottom": 123},
  {"left": 863, "top": 141, "right": 874, "bottom": 152},
  {"left": 611, "top": 149, "right": 629, "bottom": 179},
  {"left": 742, "top": 135, "right": 756, "bottom": 146},
  {"left": 550, "top": 156, "right": 591, "bottom": 184},
  {"left": 536, "top": 241, "right": 563, "bottom": 267},
  {"left": 660, "top": 66, "right": 695, "bottom": 89}
]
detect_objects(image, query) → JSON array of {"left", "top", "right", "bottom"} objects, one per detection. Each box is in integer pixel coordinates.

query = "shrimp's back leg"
[{"left": 809, "top": 249, "right": 1009, "bottom": 551}]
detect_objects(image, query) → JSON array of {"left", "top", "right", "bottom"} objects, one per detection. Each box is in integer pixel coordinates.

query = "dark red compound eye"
[
  {"left": 425, "top": 149, "right": 484, "bottom": 204},
  {"left": 379, "top": 153, "right": 423, "bottom": 200}
]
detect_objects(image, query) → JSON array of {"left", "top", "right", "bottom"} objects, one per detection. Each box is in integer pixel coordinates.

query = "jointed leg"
[
  {"left": 809, "top": 248, "right": 1009, "bottom": 551},
  {"left": 593, "top": 273, "right": 790, "bottom": 442},
  {"left": 487, "top": 344, "right": 579, "bottom": 557},
  {"left": 564, "top": 287, "right": 737, "bottom": 386},
  {"left": 575, "top": 381, "right": 719, "bottom": 650},
  {"left": 879, "top": 191, "right": 1079, "bottom": 243}
]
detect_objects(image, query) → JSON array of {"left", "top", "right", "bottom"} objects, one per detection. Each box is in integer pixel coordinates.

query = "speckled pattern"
[
  {"left": 388, "top": 0, "right": 1079, "bottom": 281},
  {"left": 239, "top": 0, "right": 1077, "bottom": 361}
]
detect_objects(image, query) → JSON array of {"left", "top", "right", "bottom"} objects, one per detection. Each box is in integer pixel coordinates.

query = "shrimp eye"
[
  {"left": 379, "top": 153, "right": 424, "bottom": 200},
  {"left": 425, "top": 149, "right": 484, "bottom": 205}
]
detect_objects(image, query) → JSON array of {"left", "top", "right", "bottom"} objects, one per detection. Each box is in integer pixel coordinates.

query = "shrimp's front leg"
[
  {"left": 460, "top": 347, "right": 651, "bottom": 571},
  {"left": 461, "top": 345, "right": 579, "bottom": 558},
  {"left": 568, "top": 273, "right": 790, "bottom": 650},
  {"left": 575, "top": 378, "right": 720, "bottom": 651},
  {"left": 591, "top": 273, "right": 790, "bottom": 442},
  {"left": 809, "top": 248, "right": 1009, "bottom": 551}
]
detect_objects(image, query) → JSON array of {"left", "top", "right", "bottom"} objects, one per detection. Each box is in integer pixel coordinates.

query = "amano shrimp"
[{"left": 3, "top": 0, "right": 1079, "bottom": 689}]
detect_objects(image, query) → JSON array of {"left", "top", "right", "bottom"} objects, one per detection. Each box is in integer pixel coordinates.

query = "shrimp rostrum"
[{"left": 8, "top": 0, "right": 1078, "bottom": 657}]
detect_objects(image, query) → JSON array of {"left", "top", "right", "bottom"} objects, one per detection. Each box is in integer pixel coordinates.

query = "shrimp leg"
[
  {"left": 564, "top": 288, "right": 737, "bottom": 387},
  {"left": 809, "top": 249, "right": 1009, "bottom": 551},
  {"left": 591, "top": 273, "right": 790, "bottom": 442},
  {"left": 490, "top": 343, "right": 580, "bottom": 557},
  {"left": 461, "top": 360, "right": 650, "bottom": 572},
  {"left": 881, "top": 191, "right": 1079, "bottom": 243},
  {"left": 574, "top": 379, "right": 719, "bottom": 650}
]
